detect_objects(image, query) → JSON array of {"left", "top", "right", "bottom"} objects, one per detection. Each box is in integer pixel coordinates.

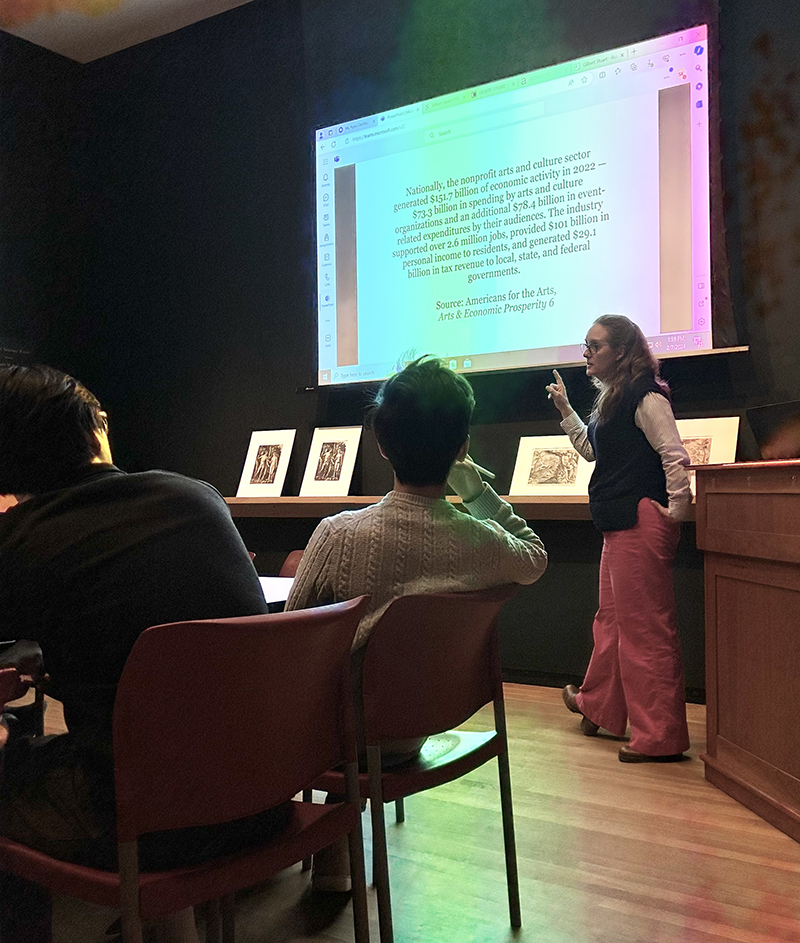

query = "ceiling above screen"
[{"left": 0, "top": 0, "right": 256, "bottom": 63}]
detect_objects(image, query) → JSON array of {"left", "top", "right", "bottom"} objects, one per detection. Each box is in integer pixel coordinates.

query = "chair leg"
[
  {"left": 301, "top": 788, "right": 313, "bottom": 871},
  {"left": 205, "top": 900, "right": 222, "bottom": 943},
  {"left": 221, "top": 894, "right": 235, "bottom": 943},
  {"left": 367, "top": 744, "right": 393, "bottom": 943},
  {"left": 33, "top": 688, "right": 45, "bottom": 737},
  {"left": 497, "top": 750, "right": 521, "bottom": 929},
  {"left": 394, "top": 798, "right": 405, "bottom": 824},
  {"left": 344, "top": 760, "right": 370, "bottom": 943},
  {"left": 117, "top": 841, "right": 144, "bottom": 943}
]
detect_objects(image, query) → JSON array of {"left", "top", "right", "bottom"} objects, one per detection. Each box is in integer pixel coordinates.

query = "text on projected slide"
[{"left": 316, "top": 25, "right": 710, "bottom": 385}]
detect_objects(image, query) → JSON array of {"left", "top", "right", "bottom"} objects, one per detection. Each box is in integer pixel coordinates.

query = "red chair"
[
  {"left": 0, "top": 598, "right": 371, "bottom": 943},
  {"left": 315, "top": 584, "right": 521, "bottom": 943},
  {"left": 0, "top": 667, "right": 25, "bottom": 714},
  {"left": 0, "top": 667, "right": 26, "bottom": 776},
  {"left": 278, "top": 549, "right": 304, "bottom": 578},
  {"left": 0, "top": 663, "right": 43, "bottom": 761}
]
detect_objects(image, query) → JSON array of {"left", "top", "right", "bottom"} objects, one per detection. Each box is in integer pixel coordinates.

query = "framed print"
[
  {"left": 676, "top": 417, "right": 740, "bottom": 494},
  {"left": 509, "top": 435, "right": 593, "bottom": 496},
  {"left": 236, "top": 429, "right": 296, "bottom": 497},
  {"left": 300, "top": 426, "right": 363, "bottom": 496}
]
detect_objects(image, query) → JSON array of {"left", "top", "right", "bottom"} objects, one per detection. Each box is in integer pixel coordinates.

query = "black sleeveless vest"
[{"left": 587, "top": 378, "right": 669, "bottom": 532}]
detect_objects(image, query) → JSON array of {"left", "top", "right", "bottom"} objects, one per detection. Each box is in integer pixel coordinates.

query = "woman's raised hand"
[{"left": 545, "top": 369, "right": 572, "bottom": 418}]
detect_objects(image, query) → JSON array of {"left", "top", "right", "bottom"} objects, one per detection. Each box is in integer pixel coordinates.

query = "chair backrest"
[
  {"left": 278, "top": 549, "right": 304, "bottom": 578},
  {"left": 112, "top": 596, "right": 369, "bottom": 843},
  {"left": 360, "top": 584, "right": 518, "bottom": 743}
]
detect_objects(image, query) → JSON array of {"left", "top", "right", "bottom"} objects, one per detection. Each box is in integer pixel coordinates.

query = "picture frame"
[
  {"left": 236, "top": 429, "right": 297, "bottom": 497},
  {"left": 509, "top": 435, "right": 593, "bottom": 496},
  {"left": 300, "top": 426, "right": 363, "bottom": 496},
  {"left": 676, "top": 417, "right": 740, "bottom": 494}
]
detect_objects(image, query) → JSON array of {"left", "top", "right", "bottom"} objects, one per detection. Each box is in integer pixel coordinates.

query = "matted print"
[
  {"left": 510, "top": 435, "right": 593, "bottom": 496},
  {"left": 675, "top": 417, "right": 740, "bottom": 494},
  {"left": 236, "top": 429, "right": 296, "bottom": 497},
  {"left": 300, "top": 426, "right": 362, "bottom": 496}
]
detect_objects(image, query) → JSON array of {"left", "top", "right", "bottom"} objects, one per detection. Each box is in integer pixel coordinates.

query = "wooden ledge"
[
  {"left": 227, "top": 495, "right": 597, "bottom": 521},
  {"left": 225, "top": 495, "right": 696, "bottom": 522}
]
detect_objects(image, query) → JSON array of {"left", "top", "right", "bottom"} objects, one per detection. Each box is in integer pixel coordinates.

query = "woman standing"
[{"left": 546, "top": 315, "right": 692, "bottom": 762}]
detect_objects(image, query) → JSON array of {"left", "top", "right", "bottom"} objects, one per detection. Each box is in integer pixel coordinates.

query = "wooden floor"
[{"left": 38, "top": 687, "right": 800, "bottom": 943}]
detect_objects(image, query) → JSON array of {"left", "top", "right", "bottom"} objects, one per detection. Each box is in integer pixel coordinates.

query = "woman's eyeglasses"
[{"left": 580, "top": 341, "right": 606, "bottom": 355}]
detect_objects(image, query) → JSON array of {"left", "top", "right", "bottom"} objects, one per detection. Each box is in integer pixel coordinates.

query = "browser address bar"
[
  {"left": 349, "top": 122, "right": 407, "bottom": 145},
  {"left": 423, "top": 73, "right": 592, "bottom": 144}
]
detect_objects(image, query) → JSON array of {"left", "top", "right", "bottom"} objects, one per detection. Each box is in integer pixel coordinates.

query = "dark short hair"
[
  {"left": 0, "top": 365, "right": 105, "bottom": 495},
  {"left": 368, "top": 357, "right": 475, "bottom": 486}
]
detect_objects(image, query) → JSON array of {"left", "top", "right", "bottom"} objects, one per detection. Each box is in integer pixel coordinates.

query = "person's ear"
[
  {"left": 93, "top": 411, "right": 113, "bottom": 464},
  {"left": 377, "top": 443, "right": 389, "bottom": 461},
  {"left": 456, "top": 436, "right": 470, "bottom": 461},
  {"left": 616, "top": 346, "right": 627, "bottom": 362},
  {"left": 94, "top": 429, "right": 113, "bottom": 464}
]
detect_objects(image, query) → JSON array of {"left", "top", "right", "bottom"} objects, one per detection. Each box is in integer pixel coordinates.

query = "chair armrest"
[
  {"left": 0, "top": 640, "right": 43, "bottom": 684},
  {"left": 0, "top": 667, "right": 26, "bottom": 707}
]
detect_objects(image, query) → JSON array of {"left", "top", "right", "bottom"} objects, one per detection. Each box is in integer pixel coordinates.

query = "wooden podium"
[{"left": 696, "top": 461, "right": 800, "bottom": 841}]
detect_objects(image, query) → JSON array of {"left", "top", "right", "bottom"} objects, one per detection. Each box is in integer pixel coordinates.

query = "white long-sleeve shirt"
[{"left": 560, "top": 392, "right": 692, "bottom": 521}]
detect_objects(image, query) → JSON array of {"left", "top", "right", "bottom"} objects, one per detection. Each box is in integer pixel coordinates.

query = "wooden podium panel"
[{"left": 696, "top": 461, "right": 800, "bottom": 841}]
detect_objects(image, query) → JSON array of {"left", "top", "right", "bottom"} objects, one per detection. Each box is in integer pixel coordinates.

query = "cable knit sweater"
[{"left": 285, "top": 485, "right": 547, "bottom": 648}]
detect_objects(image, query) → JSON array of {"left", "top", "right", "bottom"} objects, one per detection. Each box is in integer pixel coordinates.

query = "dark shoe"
[
  {"left": 580, "top": 716, "right": 600, "bottom": 737},
  {"left": 562, "top": 685, "right": 600, "bottom": 736},
  {"left": 618, "top": 745, "right": 687, "bottom": 763},
  {"left": 562, "top": 684, "right": 581, "bottom": 714}
]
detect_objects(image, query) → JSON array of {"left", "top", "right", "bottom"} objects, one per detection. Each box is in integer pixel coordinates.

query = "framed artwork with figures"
[
  {"left": 300, "top": 426, "right": 362, "bottom": 496},
  {"left": 236, "top": 429, "right": 296, "bottom": 497}
]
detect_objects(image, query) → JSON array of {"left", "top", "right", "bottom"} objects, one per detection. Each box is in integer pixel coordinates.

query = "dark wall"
[
  {"left": 0, "top": 0, "right": 320, "bottom": 495},
  {"left": 0, "top": 34, "right": 86, "bottom": 366},
  {"left": 73, "top": 0, "right": 320, "bottom": 496},
  {"left": 718, "top": 1, "right": 800, "bottom": 407}
]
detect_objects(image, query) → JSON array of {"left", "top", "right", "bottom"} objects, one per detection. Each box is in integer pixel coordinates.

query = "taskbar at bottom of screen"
[
  {"left": 317, "top": 334, "right": 722, "bottom": 386},
  {"left": 318, "top": 348, "right": 583, "bottom": 385}
]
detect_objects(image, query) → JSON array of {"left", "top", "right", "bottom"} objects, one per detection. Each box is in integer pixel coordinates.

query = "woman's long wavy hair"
[{"left": 590, "top": 314, "right": 669, "bottom": 423}]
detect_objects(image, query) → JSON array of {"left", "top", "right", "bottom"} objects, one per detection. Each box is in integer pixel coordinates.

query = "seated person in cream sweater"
[
  {"left": 286, "top": 356, "right": 547, "bottom": 641},
  {"left": 285, "top": 357, "right": 547, "bottom": 889}
]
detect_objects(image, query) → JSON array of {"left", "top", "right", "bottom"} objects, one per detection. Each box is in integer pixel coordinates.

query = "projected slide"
[{"left": 315, "top": 25, "right": 711, "bottom": 386}]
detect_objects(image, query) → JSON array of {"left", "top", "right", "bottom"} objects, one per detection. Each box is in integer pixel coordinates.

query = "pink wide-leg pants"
[{"left": 576, "top": 498, "right": 690, "bottom": 756}]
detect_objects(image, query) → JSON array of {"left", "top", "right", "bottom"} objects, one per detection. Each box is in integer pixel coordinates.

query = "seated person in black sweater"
[{"left": 0, "top": 365, "right": 286, "bottom": 943}]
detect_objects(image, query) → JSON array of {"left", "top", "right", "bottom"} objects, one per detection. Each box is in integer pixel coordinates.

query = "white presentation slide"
[{"left": 315, "top": 25, "right": 711, "bottom": 386}]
